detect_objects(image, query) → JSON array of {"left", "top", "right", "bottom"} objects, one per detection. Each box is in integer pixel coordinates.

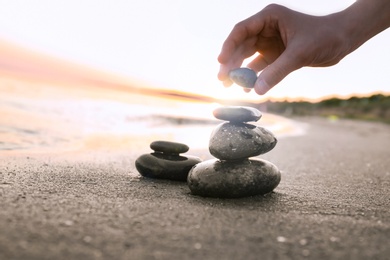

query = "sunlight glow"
[{"left": 0, "top": 0, "right": 388, "bottom": 100}]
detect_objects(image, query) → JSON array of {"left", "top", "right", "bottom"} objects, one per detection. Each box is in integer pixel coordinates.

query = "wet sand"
[{"left": 1, "top": 117, "right": 389, "bottom": 260}]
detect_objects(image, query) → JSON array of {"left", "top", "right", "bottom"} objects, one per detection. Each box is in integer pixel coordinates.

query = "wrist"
[{"left": 339, "top": 0, "right": 390, "bottom": 53}]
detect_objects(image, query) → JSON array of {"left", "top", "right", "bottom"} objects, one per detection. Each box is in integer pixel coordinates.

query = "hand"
[
  {"left": 218, "top": 4, "right": 352, "bottom": 95},
  {"left": 218, "top": 1, "right": 390, "bottom": 95}
]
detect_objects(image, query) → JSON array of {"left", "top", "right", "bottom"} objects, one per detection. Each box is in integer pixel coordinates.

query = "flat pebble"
[
  {"left": 150, "top": 140, "right": 189, "bottom": 154},
  {"left": 187, "top": 158, "right": 281, "bottom": 198},
  {"left": 229, "top": 68, "right": 257, "bottom": 89},
  {"left": 209, "top": 122, "right": 277, "bottom": 160},
  {"left": 213, "top": 106, "right": 262, "bottom": 122},
  {"left": 135, "top": 153, "right": 201, "bottom": 181}
]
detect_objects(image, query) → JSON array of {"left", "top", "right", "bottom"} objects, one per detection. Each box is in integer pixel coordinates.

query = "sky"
[{"left": 0, "top": 0, "right": 389, "bottom": 101}]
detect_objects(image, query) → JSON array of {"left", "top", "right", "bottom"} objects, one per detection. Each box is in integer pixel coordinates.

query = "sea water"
[{"left": 0, "top": 75, "right": 304, "bottom": 155}]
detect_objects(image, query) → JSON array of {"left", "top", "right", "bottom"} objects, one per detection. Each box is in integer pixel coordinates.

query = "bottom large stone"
[{"left": 187, "top": 158, "right": 281, "bottom": 198}]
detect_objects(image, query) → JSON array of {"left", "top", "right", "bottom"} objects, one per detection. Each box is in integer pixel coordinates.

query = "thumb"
[{"left": 254, "top": 50, "right": 302, "bottom": 95}]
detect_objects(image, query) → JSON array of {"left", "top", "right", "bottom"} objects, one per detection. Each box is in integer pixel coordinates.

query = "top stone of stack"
[
  {"left": 213, "top": 106, "right": 262, "bottom": 123},
  {"left": 150, "top": 140, "right": 189, "bottom": 154}
]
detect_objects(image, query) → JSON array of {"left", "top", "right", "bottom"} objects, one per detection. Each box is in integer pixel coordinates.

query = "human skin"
[{"left": 218, "top": 0, "right": 390, "bottom": 95}]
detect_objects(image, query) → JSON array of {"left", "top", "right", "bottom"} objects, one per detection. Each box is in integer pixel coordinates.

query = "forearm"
[{"left": 338, "top": 0, "right": 390, "bottom": 52}]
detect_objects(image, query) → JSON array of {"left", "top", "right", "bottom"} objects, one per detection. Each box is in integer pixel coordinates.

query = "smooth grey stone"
[
  {"left": 135, "top": 153, "right": 202, "bottom": 181},
  {"left": 187, "top": 158, "right": 281, "bottom": 198},
  {"left": 209, "top": 122, "right": 277, "bottom": 160},
  {"left": 150, "top": 140, "right": 189, "bottom": 154},
  {"left": 213, "top": 106, "right": 262, "bottom": 123},
  {"left": 229, "top": 68, "right": 257, "bottom": 89}
]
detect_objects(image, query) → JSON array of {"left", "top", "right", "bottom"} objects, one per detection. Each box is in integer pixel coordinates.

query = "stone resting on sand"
[
  {"left": 187, "top": 106, "right": 281, "bottom": 198},
  {"left": 135, "top": 140, "right": 202, "bottom": 182},
  {"left": 135, "top": 106, "right": 281, "bottom": 198}
]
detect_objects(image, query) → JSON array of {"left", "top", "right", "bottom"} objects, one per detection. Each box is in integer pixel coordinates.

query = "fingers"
[
  {"left": 218, "top": 38, "right": 261, "bottom": 85},
  {"left": 218, "top": 14, "right": 267, "bottom": 85},
  {"left": 254, "top": 49, "right": 302, "bottom": 95},
  {"left": 220, "top": 49, "right": 301, "bottom": 95},
  {"left": 219, "top": 45, "right": 269, "bottom": 88},
  {"left": 218, "top": 62, "right": 239, "bottom": 87},
  {"left": 220, "top": 52, "right": 271, "bottom": 90},
  {"left": 218, "top": 4, "right": 300, "bottom": 94},
  {"left": 218, "top": 15, "right": 265, "bottom": 64},
  {"left": 247, "top": 54, "right": 269, "bottom": 72}
]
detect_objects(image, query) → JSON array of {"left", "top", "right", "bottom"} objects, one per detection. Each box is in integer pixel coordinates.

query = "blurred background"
[{"left": 1, "top": 0, "right": 389, "bottom": 153}]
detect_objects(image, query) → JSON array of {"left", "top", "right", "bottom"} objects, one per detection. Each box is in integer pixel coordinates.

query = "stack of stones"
[
  {"left": 136, "top": 68, "right": 281, "bottom": 198},
  {"left": 135, "top": 141, "right": 202, "bottom": 181},
  {"left": 187, "top": 106, "right": 281, "bottom": 198}
]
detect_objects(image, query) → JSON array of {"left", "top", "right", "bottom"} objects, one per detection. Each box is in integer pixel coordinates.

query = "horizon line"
[{"left": 1, "top": 38, "right": 388, "bottom": 105}]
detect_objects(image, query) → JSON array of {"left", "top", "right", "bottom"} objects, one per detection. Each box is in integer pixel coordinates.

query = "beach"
[
  {"left": 1, "top": 41, "right": 389, "bottom": 259},
  {"left": 1, "top": 116, "right": 389, "bottom": 260}
]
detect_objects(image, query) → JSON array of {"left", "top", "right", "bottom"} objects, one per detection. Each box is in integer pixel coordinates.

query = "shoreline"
[{"left": 1, "top": 117, "right": 389, "bottom": 259}]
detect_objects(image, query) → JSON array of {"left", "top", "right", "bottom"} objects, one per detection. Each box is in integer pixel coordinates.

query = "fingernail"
[{"left": 254, "top": 79, "right": 270, "bottom": 95}]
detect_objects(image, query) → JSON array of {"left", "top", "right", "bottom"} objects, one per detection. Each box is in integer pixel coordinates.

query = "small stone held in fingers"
[{"left": 228, "top": 68, "right": 257, "bottom": 89}]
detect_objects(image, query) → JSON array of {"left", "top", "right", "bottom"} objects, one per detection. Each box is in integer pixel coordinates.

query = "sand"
[{"left": 1, "top": 117, "right": 389, "bottom": 260}]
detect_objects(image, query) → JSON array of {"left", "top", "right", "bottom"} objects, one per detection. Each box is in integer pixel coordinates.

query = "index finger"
[{"left": 217, "top": 12, "right": 266, "bottom": 64}]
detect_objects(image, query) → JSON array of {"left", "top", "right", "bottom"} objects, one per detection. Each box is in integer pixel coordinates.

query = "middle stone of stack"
[
  {"left": 209, "top": 106, "right": 276, "bottom": 160},
  {"left": 187, "top": 106, "right": 281, "bottom": 198}
]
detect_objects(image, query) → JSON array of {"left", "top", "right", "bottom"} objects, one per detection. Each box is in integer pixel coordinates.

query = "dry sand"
[{"left": 0, "top": 117, "right": 389, "bottom": 260}]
